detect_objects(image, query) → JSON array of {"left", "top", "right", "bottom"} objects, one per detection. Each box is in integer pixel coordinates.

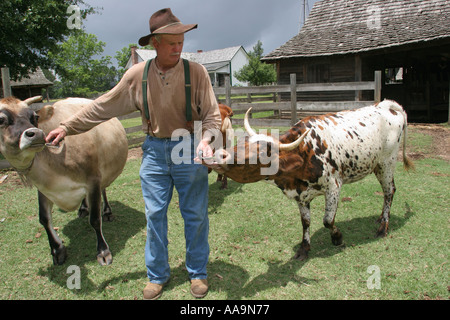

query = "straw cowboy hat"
[{"left": 138, "top": 8, "right": 198, "bottom": 46}]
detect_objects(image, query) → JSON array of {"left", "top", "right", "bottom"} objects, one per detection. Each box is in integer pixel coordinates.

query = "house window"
[{"left": 385, "top": 67, "right": 403, "bottom": 85}]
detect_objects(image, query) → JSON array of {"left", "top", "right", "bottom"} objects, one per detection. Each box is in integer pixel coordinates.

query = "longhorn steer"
[
  {"left": 0, "top": 96, "right": 128, "bottom": 265},
  {"left": 207, "top": 100, "right": 413, "bottom": 260}
]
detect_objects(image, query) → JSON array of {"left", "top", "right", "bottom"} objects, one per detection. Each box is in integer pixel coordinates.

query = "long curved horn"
[
  {"left": 279, "top": 129, "right": 310, "bottom": 151},
  {"left": 244, "top": 107, "right": 257, "bottom": 137},
  {"left": 24, "top": 96, "right": 43, "bottom": 105}
]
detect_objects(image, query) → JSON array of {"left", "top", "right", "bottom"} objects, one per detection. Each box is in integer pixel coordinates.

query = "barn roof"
[
  {"left": 9, "top": 67, "right": 53, "bottom": 87},
  {"left": 263, "top": 0, "right": 450, "bottom": 61}
]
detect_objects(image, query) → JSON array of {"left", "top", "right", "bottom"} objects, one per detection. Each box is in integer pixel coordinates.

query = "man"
[{"left": 46, "top": 8, "right": 221, "bottom": 300}]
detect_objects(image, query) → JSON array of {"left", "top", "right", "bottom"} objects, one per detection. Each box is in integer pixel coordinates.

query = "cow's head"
[
  {"left": 0, "top": 96, "right": 46, "bottom": 171},
  {"left": 206, "top": 108, "right": 309, "bottom": 183}
]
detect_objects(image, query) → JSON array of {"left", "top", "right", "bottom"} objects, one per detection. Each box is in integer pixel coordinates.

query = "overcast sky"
[{"left": 82, "top": 0, "right": 319, "bottom": 64}]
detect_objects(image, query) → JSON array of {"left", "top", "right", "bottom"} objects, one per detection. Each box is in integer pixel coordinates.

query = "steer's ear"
[{"left": 37, "top": 105, "right": 54, "bottom": 123}]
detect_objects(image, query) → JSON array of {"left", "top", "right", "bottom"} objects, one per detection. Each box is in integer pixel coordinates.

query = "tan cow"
[{"left": 0, "top": 96, "right": 128, "bottom": 265}]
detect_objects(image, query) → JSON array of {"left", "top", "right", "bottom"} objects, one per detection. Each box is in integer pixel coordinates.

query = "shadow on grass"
[
  {"left": 234, "top": 202, "right": 415, "bottom": 299},
  {"left": 38, "top": 201, "right": 146, "bottom": 295}
]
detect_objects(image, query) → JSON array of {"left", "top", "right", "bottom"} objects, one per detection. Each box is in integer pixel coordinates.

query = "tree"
[
  {"left": 234, "top": 41, "right": 277, "bottom": 86},
  {"left": 49, "top": 30, "right": 117, "bottom": 98},
  {"left": 114, "top": 44, "right": 138, "bottom": 79},
  {"left": 0, "top": 0, "right": 97, "bottom": 80},
  {"left": 115, "top": 44, "right": 154, "bottom": 78}
]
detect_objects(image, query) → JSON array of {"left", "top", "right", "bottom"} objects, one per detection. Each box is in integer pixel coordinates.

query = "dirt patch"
[
  {"left": 407, "top": 123, "right": 450, "bottom": 162},
  {"left": 127, "top": 147, "right": 143, "bottom": 160}
]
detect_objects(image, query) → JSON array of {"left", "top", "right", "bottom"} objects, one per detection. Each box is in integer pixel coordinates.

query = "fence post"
[
  {"left": 225, "top": 75, "right": 231, "bottom": 107},
  {"left": 1, "top": 67, "right": 12, "bottom": 98},
  {"left": 290, "top": 73, "right": 297, "bottom": 126},
  {"left": 374, "top": 70, "right": 382, "bottom": 103}
]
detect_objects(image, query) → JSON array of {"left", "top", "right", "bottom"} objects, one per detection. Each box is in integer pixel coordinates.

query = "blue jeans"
[{"left": 139, "top": 135, "right": 209, "bottom": 284}]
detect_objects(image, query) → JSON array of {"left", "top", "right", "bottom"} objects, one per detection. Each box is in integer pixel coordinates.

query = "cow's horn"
[
  {"left": 244, "top": 108, "right": 257, "bottom": 137},
  {"left": 24, "top": 96, "right": 43, "bottom": 105},
  {"left": 279, "top": 129, "right": 310, "bottom": 151}
]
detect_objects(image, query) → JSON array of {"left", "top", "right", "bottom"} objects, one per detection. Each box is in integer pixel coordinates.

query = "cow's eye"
[
  {"left": 0, "top": 115, "right": 8, "bottom": 127},
  {"left": 31, "top": 113, "right": 39, "bottom": 125}
]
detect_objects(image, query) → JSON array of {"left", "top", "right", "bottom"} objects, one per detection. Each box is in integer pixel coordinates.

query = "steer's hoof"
[
  {"left": 97, "top": 250, "right": 113, "bottom": 266},
  {"left": 293, "top": 248, "right": 309, "bottom": 261}
]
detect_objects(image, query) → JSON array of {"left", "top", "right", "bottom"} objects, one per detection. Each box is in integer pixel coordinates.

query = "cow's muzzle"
[{"left": 20, "top": 128, "right": 46, "bottom": 151}]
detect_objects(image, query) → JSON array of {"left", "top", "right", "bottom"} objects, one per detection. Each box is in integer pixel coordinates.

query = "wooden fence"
[
  {"left": 0, "top": 71, "right": 381, "bottom": 170},
  {"left": 215, "top": 70, "right": 382, "bottom": 127}
]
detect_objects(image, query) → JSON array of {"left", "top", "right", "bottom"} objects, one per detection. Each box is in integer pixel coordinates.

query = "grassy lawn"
[{"left": 0, "top": 126, "right": 448, "bottom": 300}]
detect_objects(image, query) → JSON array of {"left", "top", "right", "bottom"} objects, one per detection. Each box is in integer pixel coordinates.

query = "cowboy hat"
[{"left": 138, "top": 8, "right": 198, "bottom": 46}]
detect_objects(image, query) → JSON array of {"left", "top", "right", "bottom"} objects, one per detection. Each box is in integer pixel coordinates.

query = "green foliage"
[
  {"left": 0, "top": 0, "right": 97, "bottom": 80},
  {"left": 49, "top": 30, "right": 117, "bottom": 98},
  {"left": 234, "top": 41, "right": 277, "bottom": 86}
]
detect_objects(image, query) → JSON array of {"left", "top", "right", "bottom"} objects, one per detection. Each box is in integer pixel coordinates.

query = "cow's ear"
[{"left": 37, "top": 105, "right": 54, "bottom": 123}]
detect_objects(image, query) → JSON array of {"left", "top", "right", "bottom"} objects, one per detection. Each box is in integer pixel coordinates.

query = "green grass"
[{"left": 0, "top": 128, "right": 448, "bottom": 300}]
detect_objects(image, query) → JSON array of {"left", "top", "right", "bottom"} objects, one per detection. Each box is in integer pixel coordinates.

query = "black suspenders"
[{"left": 142, "top": 58, "right": 192, "bottom": 134}]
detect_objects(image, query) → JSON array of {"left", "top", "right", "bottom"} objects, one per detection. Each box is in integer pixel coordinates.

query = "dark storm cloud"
[{"left": 82, "top": 0, "right": 318, "bottom": 62}]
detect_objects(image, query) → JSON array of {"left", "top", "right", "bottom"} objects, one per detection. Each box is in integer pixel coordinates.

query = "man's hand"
[
  {"left": 45, "top": 127, "right": 67, "bottom": 146},
  {"left": 194, "top": 139, "right": 214, "bottom": 164}
]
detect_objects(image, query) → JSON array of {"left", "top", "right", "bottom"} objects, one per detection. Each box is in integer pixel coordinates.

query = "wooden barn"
[
  {"left": 262, "top": 0, "right": 450, "bottom": 122},
  {"left": 1, "top": 67, "right": 53, "bottom": 101}
]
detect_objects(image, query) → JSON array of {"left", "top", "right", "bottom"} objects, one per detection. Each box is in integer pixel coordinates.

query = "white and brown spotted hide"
[{"left": 207, "top": 100, "right": 414, "bottom": 260}]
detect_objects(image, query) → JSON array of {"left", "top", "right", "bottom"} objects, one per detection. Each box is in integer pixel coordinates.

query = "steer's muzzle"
[
  {"left": 201, "top": 148, "right": 230, "bottom": 174},
  {"left": 19, "top": 128, "right": 46, "bottom": 151}
]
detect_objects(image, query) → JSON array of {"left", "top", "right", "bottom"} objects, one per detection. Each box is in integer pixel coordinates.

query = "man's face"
[{"left": 153, "top": 34, "right": 184, "bottom": 68}]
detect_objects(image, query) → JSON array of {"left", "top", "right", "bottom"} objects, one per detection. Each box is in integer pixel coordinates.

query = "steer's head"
[
  {"left": 0, "top": 96, "right": 46, "bottom": 171},
  {"left": 205, "top": 108, "right": 308, "bottom": 183}
]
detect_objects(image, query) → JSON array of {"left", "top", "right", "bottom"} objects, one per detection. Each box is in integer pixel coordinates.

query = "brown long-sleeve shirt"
[{"left": 60, "top": 58, "right": 221, "bottom": 138}]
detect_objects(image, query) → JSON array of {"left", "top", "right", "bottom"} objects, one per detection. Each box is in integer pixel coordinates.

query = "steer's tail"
[
  {"left": 388, "top": 100, "right": 415, "bottom": 172},
  {"left": 402, "top": 125, "right": 415, "bottom": 171}
]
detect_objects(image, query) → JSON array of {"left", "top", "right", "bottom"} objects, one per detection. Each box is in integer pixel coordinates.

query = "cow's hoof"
[
  {"left": 78, "top": 208, "right": 89, "bottom": 219},
  {"left": 97, "top": 250, "right": 113, "bottom": 266},
  {"left": 102, "top": 213, "right": 115, "bottom": 222},
  {"left": 52, "top": 246, "right": 67, "bottom": 265}
]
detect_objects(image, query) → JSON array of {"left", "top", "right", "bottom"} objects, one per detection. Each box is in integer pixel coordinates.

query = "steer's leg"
[
  {"left": 38, "top": 191, "right": 67, "bottom": 265},
  {"left": 294, "top": 203, "right": 311, "bottom": 260},
  {"left": 374, "top": 162, "right": 396, "bottom": 237},
  {"left": 323, "top": 185, "right": 343, "bottom": 246},
  {"left": 87, "top": 183, "right": 112, "bottom": 265}
]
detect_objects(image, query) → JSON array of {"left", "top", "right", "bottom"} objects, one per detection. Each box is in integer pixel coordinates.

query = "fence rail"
[
  {"left": 0, "top": 71, "right": 381, "bottom": 170},
  {"left": 216, "top": 71, "right": 381, "bottom": 127}
]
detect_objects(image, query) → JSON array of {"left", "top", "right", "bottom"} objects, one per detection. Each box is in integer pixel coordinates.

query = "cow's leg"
[
  {"left": 78, "top": 189, "right": 114, "bottom": 221},
  {"left": 78, "top": 198, "right": 89, "bottom": 218},
  {"left": 374, "top": 163, "right": 396, "bottom": 237},
  {"left": 87, "top": 183, "right": 112, "bottom": 265},
  {"left": 294, "top": 203, "right": 311, "bottom": 260},
  {"left": 101, "top": 189, "right": 114, "bottom": 222},
  {"left": 38, "top": 191, "right": 67, "bottom": 265},
  {"left": 323, "top": 186, "right": 343, "bottom": 246}
]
